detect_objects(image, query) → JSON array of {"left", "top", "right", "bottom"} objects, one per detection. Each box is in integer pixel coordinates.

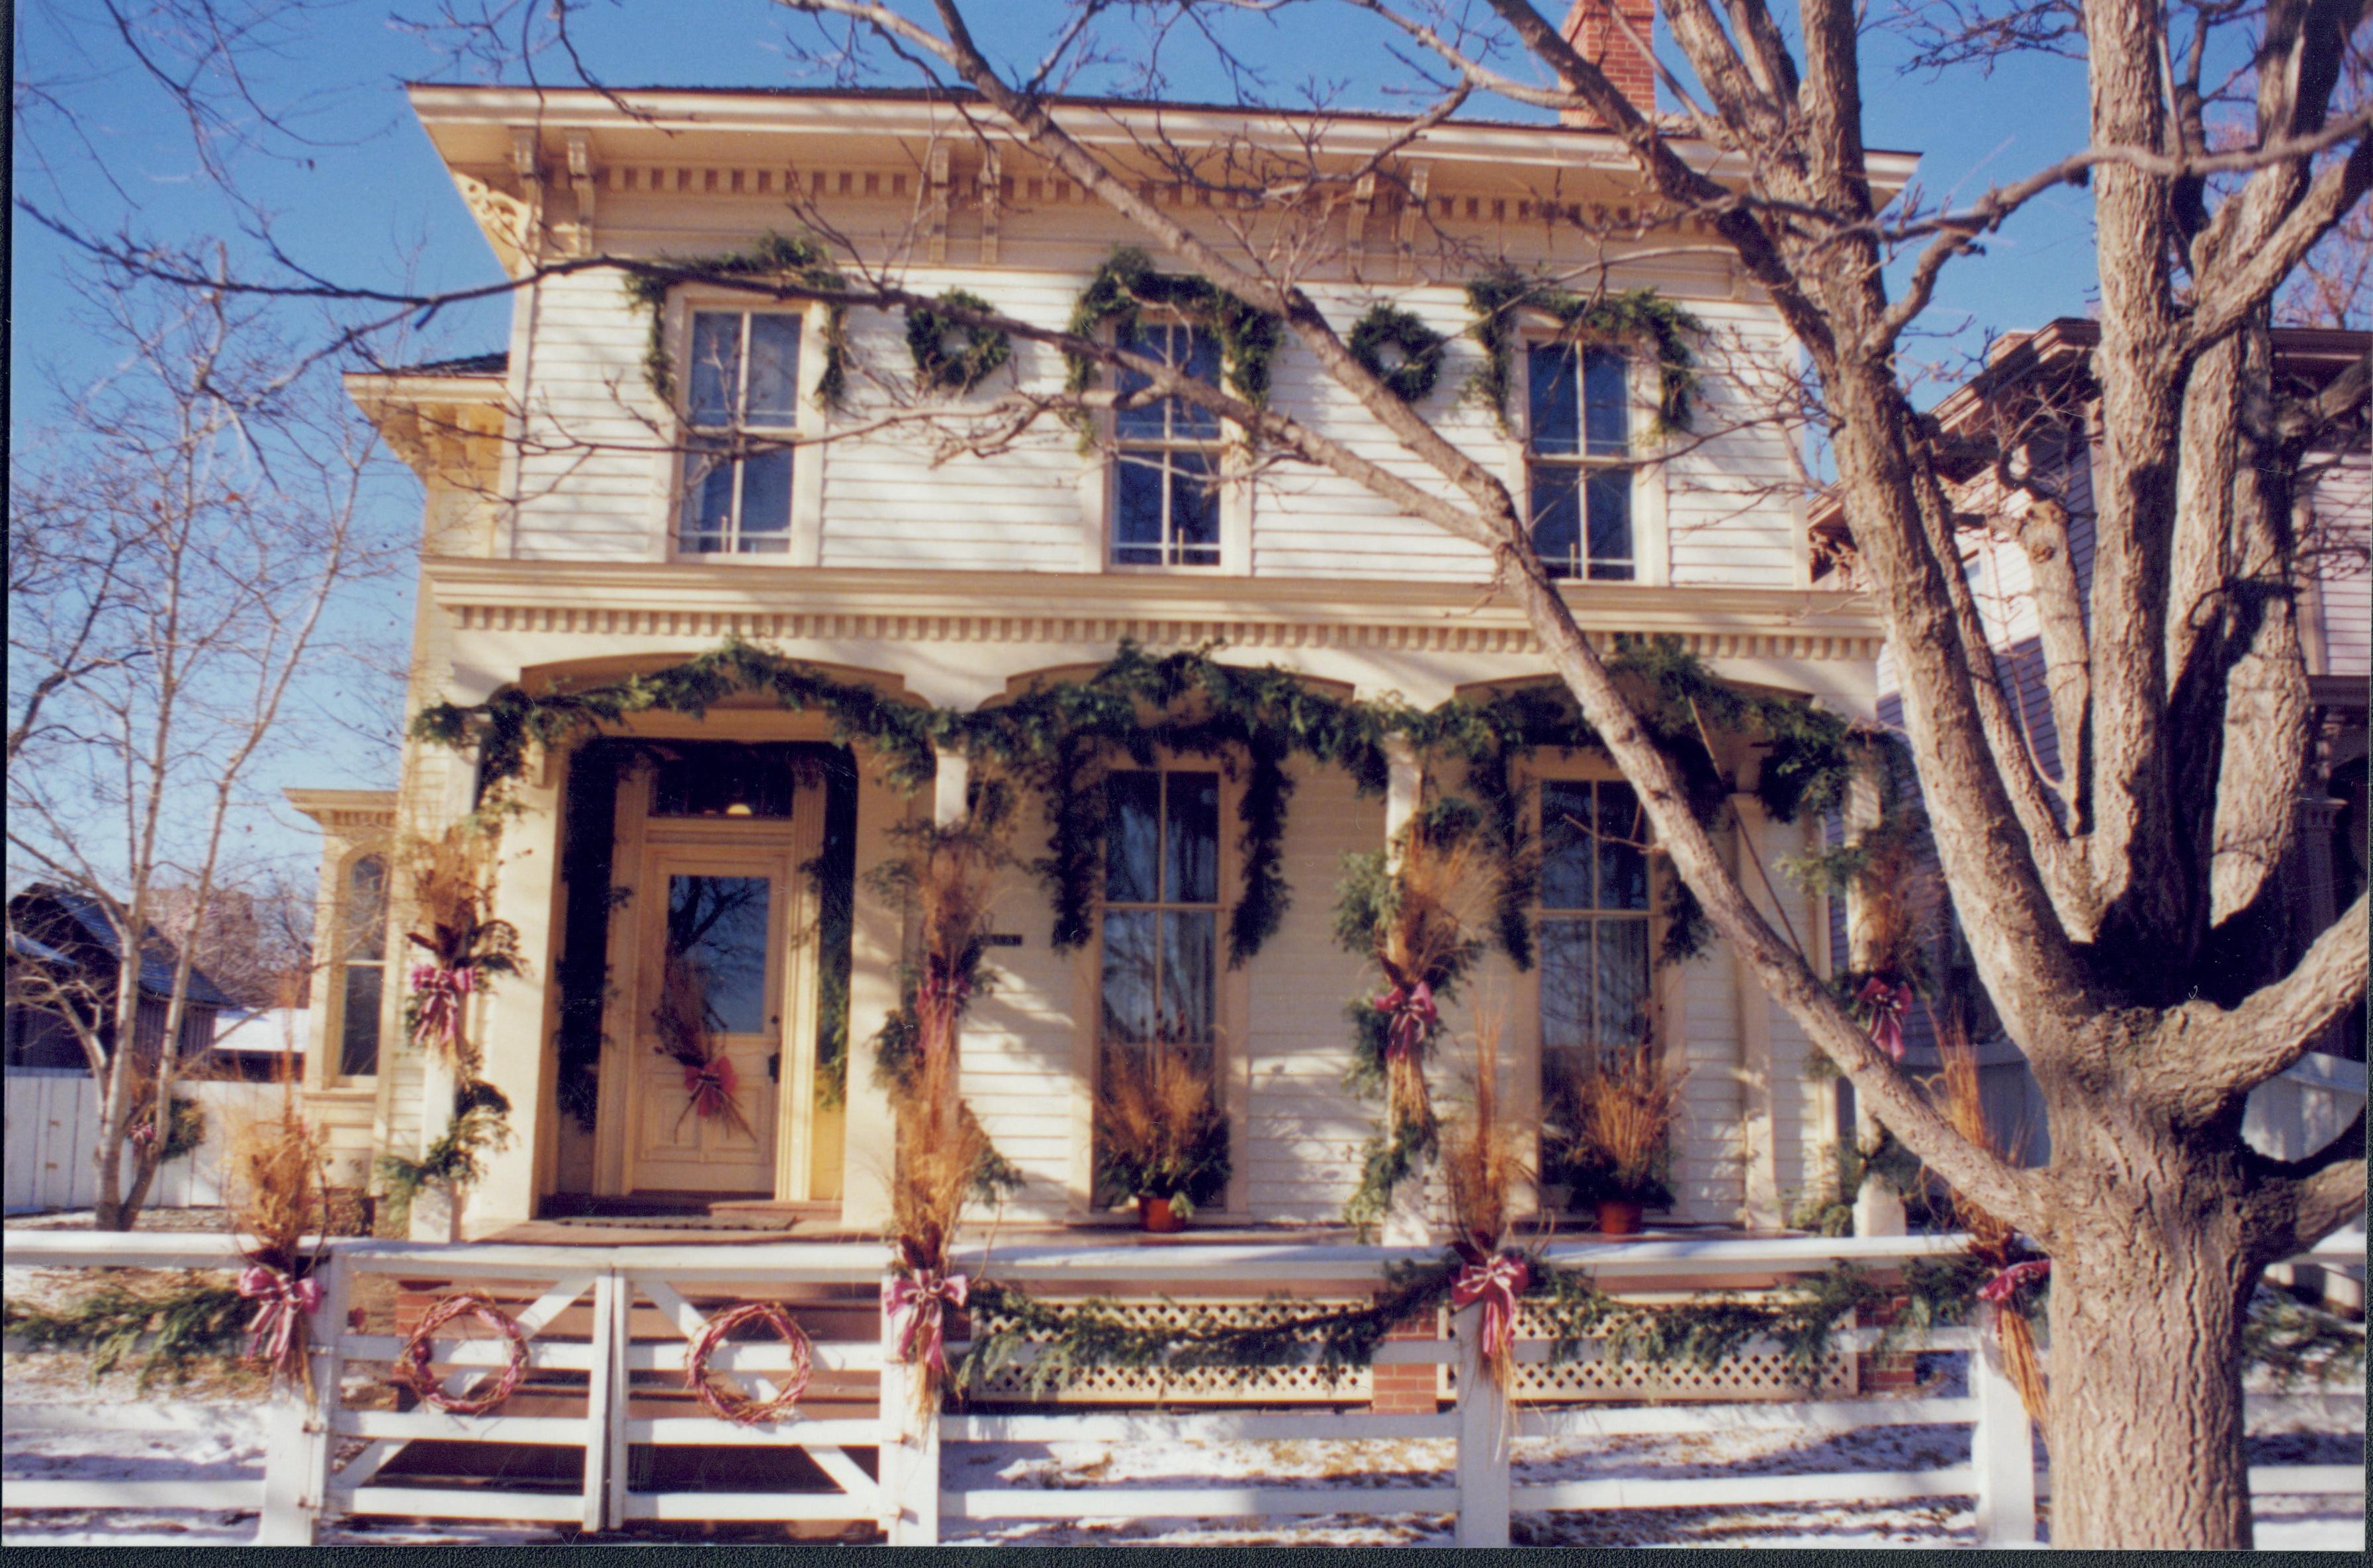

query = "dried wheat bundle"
[
  {"left": 1565, "top": 1046, "right": 1688, "bottom": 1203},
  {"left": 228, "top": 1095, "right": 330, "bottom": 1394},
  {"left": 400, "top": 820, "right": 521, "bottom": 1076},
  {"left": 1934, "top": 1011, "right": 2049, "bottom": 1424}
]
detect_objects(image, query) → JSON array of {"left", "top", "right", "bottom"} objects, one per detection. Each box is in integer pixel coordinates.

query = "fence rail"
[{"left": 5, "top": 1228, "right": 2364, "bottom": 1545}]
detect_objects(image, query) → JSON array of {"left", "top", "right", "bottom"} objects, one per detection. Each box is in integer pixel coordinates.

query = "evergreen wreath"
[
  {"left": 1347, "top": 302, "right": 1449, "bottom": 403},
  {"left": 1464, "top": 270, "right": 1703, "bottom": 435},
  {"left": 1063, "top": 247, "right": 1284, "bottom": 419},
  {"left": 623, "top": 231, "right": 853, "bottom": 412},
  {"left": 904, "top": 288, "right": 1014, "bottom": 394}
]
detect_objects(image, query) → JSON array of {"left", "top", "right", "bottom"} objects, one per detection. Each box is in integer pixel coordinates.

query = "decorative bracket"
[
  {"left": 977, "top": 146, "right": 1003, "bottom": 265},
  {"left": 1397, "top": 162, "right": 1431, "bottom": 283},
  {"left": 566, "top": 132, "right": 598, "bottom": 257},
  {"left": 925, "top": 144, "right": 952, "bottom": 264}
]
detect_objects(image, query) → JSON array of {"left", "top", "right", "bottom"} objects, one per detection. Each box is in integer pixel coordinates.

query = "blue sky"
[{"left": 9, "top": 1, "right": 2104, "bottom": 861}]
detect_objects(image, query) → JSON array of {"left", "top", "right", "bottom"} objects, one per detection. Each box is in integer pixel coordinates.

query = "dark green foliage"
[
  {"left": 1347, "top": 302, "right": 1447, "bottom": 402},
  {"left": 2243, "top": 1286, "right": 2366, "bottom": 1389},
  {"left": 1340, "top": 1110, "right": 1441, "bottom": 1240},
  {"left": 1064, "top": 247, "right": 1284, "bottom": 421},
  {"left": 621, "top": 231, "right": 852, "bottom": 410},
  {"left": 905, "top": 288, "right": 1013, "bottom": 393},
  {"left": 1464, "top": 271, "right": 1703, "bottom": 434},
  {"left": 1, "top": 1274, "right": 249, "bottom": 1389},
  {"left": 376, "top": 1079, "right": 514, "bottom": 1227}
]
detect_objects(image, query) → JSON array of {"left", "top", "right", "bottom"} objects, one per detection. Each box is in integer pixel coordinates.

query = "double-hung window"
[
  {"left": 336, "top": 854, "right": 390, "bottom": 1080},
  {"left": 1112, "top": 320, "right": 1223, "bottom": 567},
  {"left": 1527, "top": 343, "right": 1636, "bottom": 580},
  {"left": 680, "top": 310, "right": 801, "bottom": 556},
  {"left": 1537, "top": 779, "right": 1653, "bottom": 1113}
]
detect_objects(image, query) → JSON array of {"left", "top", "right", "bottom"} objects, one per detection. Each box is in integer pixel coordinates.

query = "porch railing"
[{"left": 5, "top": 1227, "right": 2363, "bottom": 1546}]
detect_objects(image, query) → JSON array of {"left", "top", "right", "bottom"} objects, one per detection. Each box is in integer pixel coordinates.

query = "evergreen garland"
[
  {"left": 904, "top": 288, "right": 1014, "bottom": 394},
  {"left": 1347, "top": 302, "right": 1449, "bottom": 403},
  {"left": 1063, "top": 247, "right": 1284, "bottom": 421},
  {"left": 1464, "top": 271, "right": 1703, "bottom": 435},
  {"left": 622, "top": 231, "right": 853, "bottom": 411}
]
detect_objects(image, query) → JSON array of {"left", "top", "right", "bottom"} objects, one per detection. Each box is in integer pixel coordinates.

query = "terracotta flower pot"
[
  {"left": 1138, "top": 1194, "right": 1186, "bottom": 1233},
  {"left": 1595, "top": 1198, "right": 1644, "bottom": 1237}
]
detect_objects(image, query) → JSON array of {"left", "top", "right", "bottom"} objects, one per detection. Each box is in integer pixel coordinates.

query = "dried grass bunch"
[
  {"left": 232, "top": 1096, "right": 327, "bottom": 1275},
  {"left": 1347, "top": 811, "right": 1498, "bottom": 1137},
  {"left": 400, "top": 818, "right": 521, "bottom": 1075},
  {"left": 1933, "top": 1009, "right": 2049, "bottom": 1423},
  {"left": 1095, "top": 1047, "right": 1230, "bottom": 1213},
  {"left": 1441, "top": 1012, "right": 1527, "bottom": 1251},
  {"left": 1558, "top": 1047, "right": 1687, "bottom": 1207}
]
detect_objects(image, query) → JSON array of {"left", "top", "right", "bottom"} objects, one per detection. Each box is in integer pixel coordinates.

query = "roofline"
[{"left": 400, "top": 81, "right": 1922, "bottom": 180}]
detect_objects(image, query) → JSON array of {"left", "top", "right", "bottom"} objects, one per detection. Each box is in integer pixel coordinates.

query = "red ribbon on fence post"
[
  {"left": 409, "top": 963, "right": 476, "bottom": 1055},
  {"left": 1855, "top": 976, "right": 1913, "bottom": 1063},
  {"left": 1449, "top": 1250, "right": 1532, "bottom": 1362},
  {"left": 1977, "top": 1258, "right": 2051, "bottom": 1305},
  {"left": 1373, "top": 979, "right": 1438, "bottom": 1063},
  {"left": 883, "top": 1268, "right": 971, "bottom": 1377},
  {"left": 236, "top": 1264, "right": 323, "bottom": 1383}
]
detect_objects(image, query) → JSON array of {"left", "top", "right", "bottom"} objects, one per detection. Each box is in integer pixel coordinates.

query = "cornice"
[
  {"left": 422, "top": 559, "right": 1885, "bottom": 664},
  {"left": 285, "top": 788, "right": 398, "bottom": 831}
]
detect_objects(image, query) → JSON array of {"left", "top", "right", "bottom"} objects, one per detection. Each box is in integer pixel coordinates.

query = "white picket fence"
[
  {"left": 2, "top": 1072, "right": 289, "bottom": 1214},
  {"left": 3, "top": 1229, "right": 2364, "bottom": 1546}
]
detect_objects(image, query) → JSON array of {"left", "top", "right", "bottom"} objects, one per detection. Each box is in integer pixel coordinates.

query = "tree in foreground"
[{"left": 18, "top": 0, "right": 2366, "bottom": 1546}]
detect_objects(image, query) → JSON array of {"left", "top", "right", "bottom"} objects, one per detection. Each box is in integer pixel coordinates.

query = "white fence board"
[{"left": 3, "top": 1075, "right": 288, "bottom": 1213}]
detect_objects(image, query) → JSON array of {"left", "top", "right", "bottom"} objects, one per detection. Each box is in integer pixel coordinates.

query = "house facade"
[{"left": 298, "top": 54, "right": 1908, "bottom": 1242}]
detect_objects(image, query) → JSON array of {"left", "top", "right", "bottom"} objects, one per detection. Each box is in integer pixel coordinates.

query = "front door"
[{"left": 625, "top": 852, "right": 790, "bottom": 1196}]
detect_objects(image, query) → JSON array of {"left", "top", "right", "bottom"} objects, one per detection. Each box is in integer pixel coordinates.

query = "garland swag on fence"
[
  {"left": 622, "top": 231, "right": 853, "bottom": 411},
  {"left": 1464, "top": 271, "right": 1704, "bottom": 436}
]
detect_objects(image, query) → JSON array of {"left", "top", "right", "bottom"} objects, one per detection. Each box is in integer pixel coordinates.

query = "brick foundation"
[{"left": 1368, "top": 1301, "right": 1445, "bottom": 1415}]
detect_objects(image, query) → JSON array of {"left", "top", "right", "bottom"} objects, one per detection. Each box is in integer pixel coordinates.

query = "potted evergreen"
[
  {"left": 1095, "top": 1048, "right": 1230, "bottom": 1231},
  {"left": 1552, "top": 1047, "right": 1686, "bottom": 1236}
]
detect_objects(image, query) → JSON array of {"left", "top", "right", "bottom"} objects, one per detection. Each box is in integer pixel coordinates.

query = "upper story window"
[
  {"left": 1527, "top": 343, "right": 1635, "bottom": 581},
  {"left": 1112, "top": 321, "right": 1222, "bottom": 568},
  {"left": 680, "top": 310, "right": 801, "bottom": 556},
  {"left": 336, "top": 854, "right": 389, "bottom": 1080},
  {"left": 1537, "top": 779, "right": 1652, "bottom": 1109}
]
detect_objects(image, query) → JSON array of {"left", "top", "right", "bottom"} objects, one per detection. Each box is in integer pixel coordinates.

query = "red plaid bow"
[
  {"left": 1450, "top": 1252, "right": 1532, "bottom": 1362},
  {"left": 1855, "top": 976, "right": 1913, "bottom": 1063},
  {"left": 1373, "top": 979, "right": 1438, "bottom": 1062},
  {"left": 682, "top": 1055, "right": 739, "bottom": 1119},
  {"left": 409, "top": 963, "right": 476, "bottom": 1054},
  {"left": 1977, "top": 1258, "right": 2051, "bottom": 1305},
  {"left": 237, "top": 1264, "right": 323, "bottom": 1380},
  {"left": 883, "top": 1269, "right": 970, "bottom": 1377}
]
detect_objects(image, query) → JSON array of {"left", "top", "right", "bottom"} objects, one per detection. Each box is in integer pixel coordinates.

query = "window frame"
[
  {"left": 658, "top": 296, "right": 828, "bottom": 566},
  {"left": 326, "top": 850, "right": 391, "bottom": 1088},
  {"left": 1097, "top": 314, "right": 1248, "bottom": 576},
  {"left": 1068, "top": 757, "right": 1249, "bottom": 1221},
  {"left": 1509, "top": 336, "right": 1670, "bottom": 587}
]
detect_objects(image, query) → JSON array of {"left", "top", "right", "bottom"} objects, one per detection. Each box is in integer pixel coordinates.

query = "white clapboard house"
[{"left": 292, "top": 6, "right": 1904, "bottom": 1243}]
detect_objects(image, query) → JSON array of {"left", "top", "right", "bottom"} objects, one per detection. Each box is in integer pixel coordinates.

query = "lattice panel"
[
  {"left": 1507, "top": 1302, "right": 1858, "bottom": 1403},
  {"left": 968, "top": 1298, "right": 1378, "bottom": 1405}
]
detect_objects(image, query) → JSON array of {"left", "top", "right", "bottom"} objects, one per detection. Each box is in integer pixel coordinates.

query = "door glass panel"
[
  {"left": 1100, "top": 909, "right": 1157, "bottom": 1043},
  {"left": 1163, "top": 771, "right": 1220, "bottom": 904},
  {"left": 1104, "top": 771, "right": 1161, "bottom": 902},
  {"left": 664, "top": 875, "right": 772, "bottom": 1035}
]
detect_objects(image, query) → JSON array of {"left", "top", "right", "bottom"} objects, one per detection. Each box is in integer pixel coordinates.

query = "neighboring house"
[
  {"left": 303, "top": 2, "right": 1908, "bottom": 1241},
  {"left": 206, "top": 1008, "right": 308, "bottom": 1084},
  {"left": 1812, "top": 318, "right": 2371, "bottom": 1160},
  {"left": 3, "top": 885, "right": 240, "bottom": 1074}
]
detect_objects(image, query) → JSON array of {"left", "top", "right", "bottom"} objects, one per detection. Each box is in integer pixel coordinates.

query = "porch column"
[
  {"left": 1841, "top": 769, "right": 1906, "bottom": 1237},
  {"left": 836, "top": 761, "right": 917, "bottom": 1231},
  {"left": 1378, "top": 735, "right": 1437, "bottom": 1247},
  {"left": 447, "top": 762, "right": 564, "bottom": 1241}
]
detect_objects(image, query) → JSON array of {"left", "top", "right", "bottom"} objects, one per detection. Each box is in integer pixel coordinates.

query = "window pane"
[
  {"left": 347, "top": 855, "right": 388, "bottom": 960},
  {"left": 337, "top": 964, "right": 384, "bottom": 1078},
  {"left": 1528, "top": 343, "right": 1580, "bottom": 456},
  {"left": 1173, "top": 327, "right": 1222, "bottom": 439},
  {"left": 682, "top": 441, "right": 735, "bottom": 550},
  {"left": 1542, "top": 1043, "right": 1591, "bottom": 1116},
  {"left": 1104, "top": 771, "right": 1161, "bottom": 902},
  {"left": 1114, "top": 322, "right": 1166, "bottom": 439},
  {"left": 1164, "top": 771, "right": 1221, "bottom": 904},
  {"left": 1168, "top": 447, "right": 1220, "bottom": 564},
  {"left": 1586, "top": 469, "right": 1633, "bottom": 578},
  {"left": 689, "top": 312, "right": 740, "bottom": 426},
  {"left": 738, "top": 447, "right": 794, "bottom": 544},
  {"left": 1100, "top": 909, "right": 1157, "bottom": 1043},
  {"left": 1114, "top": 454, "right": 1167, "bottom": 562},
  {"left": 1596, "top": 781, "right": 1650, "bottom": 911},
  {"left": 1529, "top": 465, "right": 1582, "bottom": 578},
  {"left": 1541, "top": 781, "right": 1595, "bottom": 909},
  {"left": 1582, "top": 346, "right": 1630, "bottom": 457},
  {"left": 1593, "top": 918, "right": 1651, "bottom": 1050},
  {"left": 743, "top": 314, "right": 801, "bottom": 423},
  {"left": 1539, "top": 919, "right": 1590, "bottom": 1049},
  {"left": 665, "top": 875, "right": 772, "bottom": 1035},
  {"left": 1161, "top": 910, "right": 1216, "bottom": 1042}
]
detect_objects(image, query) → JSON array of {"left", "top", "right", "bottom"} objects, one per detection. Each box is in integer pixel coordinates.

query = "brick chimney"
[{"left": 1558, "top": 0, "right": 1657, "bottom": 124}]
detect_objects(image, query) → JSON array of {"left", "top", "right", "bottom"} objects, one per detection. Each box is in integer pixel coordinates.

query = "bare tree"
[
  {"left": 6, "top": 277, "right": 400, "bottom": 1231},
  {"left": 15, "top": 0, "right": 2365, "bottom": 1543}
]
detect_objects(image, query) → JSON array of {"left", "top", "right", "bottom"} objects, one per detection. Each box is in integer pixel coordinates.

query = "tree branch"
[{"left": 2176, "top": 892, "right": 2371, "bottom": 1108}]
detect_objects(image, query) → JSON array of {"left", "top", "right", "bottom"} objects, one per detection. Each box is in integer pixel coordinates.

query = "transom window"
[
  {"left": 680, "top": 310, "right": 801, "bottom": 556},
  {"left": 336, "top": 855, "right": 389, "bottom": 1079},
  {"left": 1537, "top": 779, "right": 1652, "bottom": 1111},
  {"left": 1112, "top": 321, "right": 1222, "bottom": 568},
  {"left": 1527, "top": 343, "right": 1635, "bottom": 580}
]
